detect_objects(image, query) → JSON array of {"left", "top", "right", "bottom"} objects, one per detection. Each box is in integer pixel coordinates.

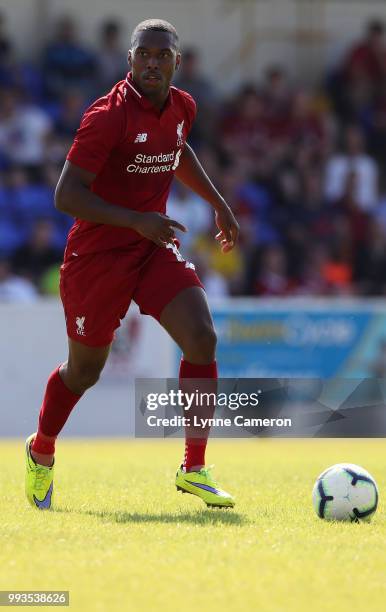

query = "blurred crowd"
[{"left": 2, "top": 13, "right": 386, "bottom": 301}]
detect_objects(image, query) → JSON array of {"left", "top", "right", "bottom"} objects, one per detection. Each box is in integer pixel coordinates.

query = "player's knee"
[
  {"left": 187, "top": 324, "right": 217, "bottom": 361},
  {"left": 68, "top": 363, "right": 103, "bottom": 392}
]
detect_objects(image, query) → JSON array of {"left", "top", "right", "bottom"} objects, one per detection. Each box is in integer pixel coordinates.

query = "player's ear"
[
  {"left": 128, "top": 49, "right": 132, "bottom": 67},
  {"left": 175, "top": 52, "right": 181, "bottom": 70}
]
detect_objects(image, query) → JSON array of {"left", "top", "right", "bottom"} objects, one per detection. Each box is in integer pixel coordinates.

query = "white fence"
[
  {"left": 0, "top": 300, "right": 174, "bottom": 436},
  {"left": 2, "top": 297, "right": 386, "bottom": 436}
]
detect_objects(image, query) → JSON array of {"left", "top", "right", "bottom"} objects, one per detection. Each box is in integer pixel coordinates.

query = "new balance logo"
[
  {"left": 134, "top": 133, "right": 148, "bottom": 143},
  {"left": 76, "top": 316, "right": 86, "bottom": 336}
]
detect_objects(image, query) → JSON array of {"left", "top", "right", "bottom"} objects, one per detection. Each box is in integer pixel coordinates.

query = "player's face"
[{"left": 129, "top": 30, "right": 180, "bottom": 97}]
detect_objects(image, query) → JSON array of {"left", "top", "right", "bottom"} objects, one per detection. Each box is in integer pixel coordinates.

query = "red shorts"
[{"left": 59, "top": 240, "right": 204, "bottom": 346}]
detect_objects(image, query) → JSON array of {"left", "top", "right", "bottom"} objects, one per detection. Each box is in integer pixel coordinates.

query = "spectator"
[
  {"left": 0, "top": 12, "right": 43, "bottom": 103},
  {"left": 48, "top": 89, "right": 87, "bottom": 163},
  {"left": 194, "top": 255, "right": 230, "bottom": 298},
  {"left": 11, "top": 219, "right": 62, "bottom": 289},
  {"left": 321, "top": 245, "right": 353, "bottom": 295},
  {"left": 220, "top": 164, "right": 278, "bottom": 249},
  {"left": 0, "top": 170, "right": 26, "bottom": 255},
  {"left": 0, "top": 11, "right": 11, "bottom": 60},
  {"left": 215, "top": 164, "right": 255, "bottom": 242},
  {"left": 331, "top": 20, "right": 386, "bottom": 122},
  {"left": 5, "top": 166, "right": 51, "bottom": 230},
  {"left": 40, "top": 164, "right": 73, "bottom": 249},
  {"left": 324, "top": 124, "right": 378, "bottom": 211},
  {"left": 252, "top": 244, "right": 296, "bottom": 296},
  {"left": 374, "top": 187, "right": 386, "bottom": 232},
  {"left": 295, "top": 239, "right": 353, "bottom": 296},
  {"left": 194, "top": 230, "right": 244, "bottom": 295},
  {"left": 0, "top": 258, "right": 38, "bottom": 302},
  {"left": 277, "top": 170, "right": 329, "bottom": 280},
  {"left": 42, "top": 16, "right": 97, "bottom": 100},
  {"left": 0, "top": 86, "right": 52, "bottom": 177},
  {"left": 218, "top": 85, "right": 269, "bottom": 163},
  {"left": 167, "top": 181, "right": 212, "bottom": 253},
  {"left": 353, "top": 218, "right": 386, "bottom": 295},
  {"left": 0, "top": 10, "right": 14, "bottom": 87},
  {"left": 345, "top": 20, "right": 386, "bottom": 88},
  {"left": 54, "top": 89, "right": 87, "bottom": 138},
  {"left": 174, "top": 47, "right": 217, "bottom": 144},
  {"left": 334, "top": 170, "right": 371, "bottom": 250},
  {"left": 367, "top": 80, "right": 386, "bottom": 166},
  {"left": 174, "top": 47, "right": 217, "bottom": 110},
  {"left": 289, "top": 89, "right": 326, "bottom": 150},
  {"left": 97, "top": 20, "right": 128, "bottom": 93},
  {"left": 262, "top": 66, "right": 293, "bottom": 141}
]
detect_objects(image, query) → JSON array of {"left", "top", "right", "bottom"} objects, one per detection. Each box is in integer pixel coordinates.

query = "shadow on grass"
[{"left": 55, "top": 506, "right": 247, "bottom": 526}]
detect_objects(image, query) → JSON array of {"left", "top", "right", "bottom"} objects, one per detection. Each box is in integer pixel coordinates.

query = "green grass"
[{"left": 1, "top": 439, "right": 386, "bottom": 611}]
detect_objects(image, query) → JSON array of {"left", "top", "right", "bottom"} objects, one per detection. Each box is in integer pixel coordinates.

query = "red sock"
[
  {"left": 179, "top": 359, "right": 217, "bottom": 471},
  {"left": 31, "top": 365, "right": 82, "bottom": 456}
]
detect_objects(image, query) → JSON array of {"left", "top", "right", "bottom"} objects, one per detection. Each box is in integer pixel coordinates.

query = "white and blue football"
[{"left": 312, "top": 463, "right": 379, "bottom": 522}]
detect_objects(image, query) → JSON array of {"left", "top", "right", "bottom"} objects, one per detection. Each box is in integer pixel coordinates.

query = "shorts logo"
[
  {"left": 76, "top": 316, "right": 86, "bottom": 336},
  {"left": 135, "top": 133, "right": 148, "bottom": 143},
  {"left": 176, "top": 120, "right": 184, "bottom": 146},
  {"left": 166, "top": 241, "right": 195, "bottom": 270}
]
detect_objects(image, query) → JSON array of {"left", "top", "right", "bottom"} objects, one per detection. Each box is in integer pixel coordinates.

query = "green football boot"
[
  {"left": 176, "top": 464, "right": 235, "bottom": 508},
  {"left": 25, "top": 434, "right": 54, "bottom": 510}
]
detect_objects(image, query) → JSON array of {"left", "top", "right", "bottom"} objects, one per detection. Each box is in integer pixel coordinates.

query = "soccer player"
[{"left": 25, "top": 19, "right": 239, "bottom": 510}]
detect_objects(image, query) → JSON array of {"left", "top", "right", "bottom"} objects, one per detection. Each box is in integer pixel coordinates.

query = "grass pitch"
[{"left": 1, "top": 438, "right": 386, "bottom": 612}]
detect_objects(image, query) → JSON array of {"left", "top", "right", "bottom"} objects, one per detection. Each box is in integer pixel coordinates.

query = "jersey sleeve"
[{"left": 67, "top": 97, "right": 125, "bottom": 175}]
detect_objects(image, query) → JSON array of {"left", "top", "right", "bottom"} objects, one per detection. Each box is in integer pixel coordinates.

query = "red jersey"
[{"left": 66, "top": 72, "right": 196, "bottom": 255}]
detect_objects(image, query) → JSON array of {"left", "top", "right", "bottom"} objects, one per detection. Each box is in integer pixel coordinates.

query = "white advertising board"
[{"left": 0, "top": 300, "right": 174, "bottom": 436}]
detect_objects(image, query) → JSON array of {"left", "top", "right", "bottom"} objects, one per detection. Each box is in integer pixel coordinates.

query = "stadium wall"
[
  {"left": 1, "top": 301, "right": 174, "bottom": 437},
  {"left": 2, "top": 297, "right": 386, "bottom": 436},
  {"left": 3, "top": 0, "right": 386, "bottom": 90}
]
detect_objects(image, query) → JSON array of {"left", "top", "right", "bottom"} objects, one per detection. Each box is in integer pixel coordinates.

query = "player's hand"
[
  {"left": 132, "top": 212, "right": 187, "bottom": 247},
  {"left": 215, "top": 205, "right": 239, "bottom": 253}
]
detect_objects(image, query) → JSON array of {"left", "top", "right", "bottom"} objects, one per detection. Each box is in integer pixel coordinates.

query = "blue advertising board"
[{"left": 209, "top": 299, "right": 386, "bottom": 377}]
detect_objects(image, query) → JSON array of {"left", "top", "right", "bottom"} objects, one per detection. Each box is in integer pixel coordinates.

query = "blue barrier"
[{"left": 208, "top": 299, "right": 386, "bottom": 377}]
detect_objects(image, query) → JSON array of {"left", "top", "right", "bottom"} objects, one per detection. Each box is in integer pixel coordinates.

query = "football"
[{"left": 312, "top": 463, "right": 379, "bottom": 522}]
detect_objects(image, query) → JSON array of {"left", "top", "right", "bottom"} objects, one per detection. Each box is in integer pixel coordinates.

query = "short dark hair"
[{"left": 131, "top": 19, "right": 179, "bottom": 49}]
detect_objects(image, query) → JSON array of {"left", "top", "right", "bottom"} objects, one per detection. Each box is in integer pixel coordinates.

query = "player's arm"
[
  {"left": 55, "top": 160, "right": 186, "bottom": 247},
  {"left": 175, "top": 143, "right": 239, "bottom": 252}
]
